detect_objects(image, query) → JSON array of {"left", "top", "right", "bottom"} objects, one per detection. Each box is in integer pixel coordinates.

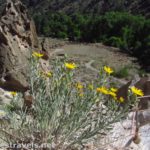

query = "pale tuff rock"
[
  {"left": 0, "top": 87, "right": 13, "bottom": 105},
  {"left": 0, "top": 0, "right": 39, "bottom": 88},
  {"left": 97, "top": 109, "right": 150, "bottom": 150},
  {"left": 117, "top": 76, "right": 150, "bottom": 109},
  {"left": 0, "top": 109, "right": 8, "bottom": 119}
]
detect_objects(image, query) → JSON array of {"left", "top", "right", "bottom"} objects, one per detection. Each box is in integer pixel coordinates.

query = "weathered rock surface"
[
  {"left": 39, "top": 37, "right": 67, "bottom": 52},
  {"left": 0, "top": 87, "right": 13, "bottom": 105},
  {"left": 94, "top": 109, "right": 150, "bottom": 150},
  {"left": 0, "top": 0, "right": 39, "bottom": 88},
  {"left": 117, "top": 76, "right": 150, "bottom": 109}
]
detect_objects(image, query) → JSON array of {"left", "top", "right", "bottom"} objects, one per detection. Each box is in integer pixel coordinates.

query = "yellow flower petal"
[
  {"left": 119, "top": 97, "right": 124, "bottom": 103},
  {"left": 79, "top": 92, "right": 84, "bottom": 97},
  {"left": 110, "top": 87, "right": 118, "bottom": 93},
  {"left": 40, "top": 71, "right": 52, "bottom": 78},
  {"left": 96, "top": 86, "right": 109, "bottom": 95},
  {"left": 113, "top": 96, "right": 117, "bottom": 101},
  {"left": 76, "top": 82, "right": 83, "bottom": 89},
  {"left": 88, "top": 84, "right": 94, "bottom": 90},
  {"left": 130, "top": 86, "right": 144, "bottom": 96},
  {"left": 32, "top": 51, "right": 44, "bottom": 58},
  {"left": 10, "top": 91, "right": 17, "bottom": 96},
  {"left": 45, "top": 72, "right": 52, "bottom": 77},
  {"left": 104, "top": 66, "right": 114, "bottom": 74},
  {"left": 113, "top": 96, "right": 124, "bottom": 103},
  {"left": 108, "top": 91, "right": 116, "bottom": 97},
  {"left": 65, "top": 62, "right": 77, "bottom": 70}
]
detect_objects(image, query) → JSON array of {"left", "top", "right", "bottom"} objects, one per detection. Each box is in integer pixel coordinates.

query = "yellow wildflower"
[
  {"left": 45, "top": 72, "right": 52, "bottom": 77},
  {"left": 79, "top": 92, "right": 84, "bottom": 97},
  {"left": 32, "top": 51, "right": 44, "bottom": 58},
  {"left": 88, "top": 84, "right": 94, "bottom": 90},
  {"left": 104, "top": 66, "right": 114, "bottom": 74},
  {"left": 96, "top": 86, "right": 109, "bottom": 95},
  {"left": 110, "top": 87, "right": 118, "bottom": 93},
  {"left": 108, "top": 91, "right": 116, "bottom": 97},
  {"left": 113, "top": 96, "right": 124, "bottom": 103},
  {"left": 65, "top": 62, "right": 77, "bottom": 70},
  {"left": 119, "top": 97, "right": 124, "bottom": 103},
  {"left": 130, "top": 86, "right": 144, "bottom": 97},
  {"left": 109, "top": 88, "right": 118, "bottom": 97},
  {"left": 40, "top": 71, "right": 52, "bottom": 78},
  {"left": 76, "top": 82, "right": 83, "bottom": 90},
  {"left": 10, "top": 91, "right": 17, "bottom": 96},
  {"left": 113, "top": 96, "right": 117, "bottom": 101}
]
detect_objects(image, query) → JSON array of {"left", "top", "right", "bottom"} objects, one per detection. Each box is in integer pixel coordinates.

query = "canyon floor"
[{"left": 42, "top": 38, "right": 147, "bottom": 83}]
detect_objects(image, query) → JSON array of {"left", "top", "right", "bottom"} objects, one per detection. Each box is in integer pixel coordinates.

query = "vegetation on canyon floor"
[{"left": 34, "top": 12, "right": 150, "bottom": 69}]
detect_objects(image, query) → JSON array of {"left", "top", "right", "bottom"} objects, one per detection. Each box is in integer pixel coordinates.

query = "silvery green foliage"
[{"left": 0, "top": 57, "right": 130, "bottom": 150}]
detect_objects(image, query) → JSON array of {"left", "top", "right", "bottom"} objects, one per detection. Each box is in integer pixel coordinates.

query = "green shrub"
[
  {"left": 103, "top": 36, "right": 125, "bottom": 49},
  {"left": 113, "top": 66, "right": 130, "bottom": 79},
  {"left": 34, "top": 12, "right": 150, "bottom": 69},
  {"left": 0, "top": 55, "right": 135, "bottom": 149}
]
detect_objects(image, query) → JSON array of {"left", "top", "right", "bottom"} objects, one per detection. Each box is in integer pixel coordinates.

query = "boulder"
[
  {"left": 117, "top": 76, "right": 150, "bottom": 109},
  {"left": 0, "top": 0, "right": 39, "bottom": 90}
]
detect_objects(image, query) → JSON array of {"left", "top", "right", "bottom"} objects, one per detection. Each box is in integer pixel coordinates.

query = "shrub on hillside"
[
  {"left": 33, "top": 12, "right": 150, "bottom": 69},
  {"left": 0, "top": 54, "right": 138, "bottom": 149}
]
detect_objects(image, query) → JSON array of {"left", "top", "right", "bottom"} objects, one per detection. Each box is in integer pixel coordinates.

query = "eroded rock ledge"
[{"left": 0, "top": 0, "right": 39, "bottom": 88}]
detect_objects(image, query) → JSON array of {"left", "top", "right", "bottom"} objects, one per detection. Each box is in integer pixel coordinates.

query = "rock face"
[
  {"left": 0, "top": 0, "right": 39, "bottom": 88},
  {"left": 117, "top": 76, "right": 150, "bottom": 109},
  {"left": 98, "top": 109, "right": 150, "bottom": 150}
]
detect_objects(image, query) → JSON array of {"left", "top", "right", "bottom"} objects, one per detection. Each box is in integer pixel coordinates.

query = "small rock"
[
  {"left": 0, "top": 109, "right": 10, "bottom": 124},
  {"left": 142, "top": 143, "right": 150, "bottom": 150},
  {"left": 0, "top": 88, "right": 12, "bottom": 105},
  {"left": 97, "top": 109, "right": 150, "bottom": 150},
  {"left": 122, "top": 120, "right": 132, "bottom": 129},
  {"left": 0, "top": 109, "right": 7, "bottom": 119}
]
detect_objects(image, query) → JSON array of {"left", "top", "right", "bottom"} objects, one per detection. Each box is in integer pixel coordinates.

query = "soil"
[{"left": 41, "top": 38, "right": 143, "bottom": 83}]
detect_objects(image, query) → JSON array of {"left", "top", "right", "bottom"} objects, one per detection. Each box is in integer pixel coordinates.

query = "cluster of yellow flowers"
[
  {"left": 25, "top": 53, "right": 144, "bottom": 103},
  {"left": 96, "top": 85, "right": 144, "bottom": 103},
  {"left": 32, "top": 51, "right": 79, "bottom": 70},
  {"left": 96, "top": 86, "right": 124, "bottom": 102},
  {"left": 97, "top": 86, "right": 110, "bottom": 95},
  {"left": 76, "top": 82, "right": 84, "bottom": 97},
  {"left": 130, "top": 86, "right": 144, "bottom": 96}
]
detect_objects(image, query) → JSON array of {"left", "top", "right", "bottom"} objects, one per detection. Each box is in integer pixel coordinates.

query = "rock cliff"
[{"left": 0, "top": 0, "right": 39, "bottom": 90}]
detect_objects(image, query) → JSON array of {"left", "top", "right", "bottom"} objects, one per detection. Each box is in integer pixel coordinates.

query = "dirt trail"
[
  {"left": 51, "top": 43, "right": 138, "bottom": 69},
  {"left": 85, "top": 59, "right": 127, "bottom": 84},
  {"left": 49, "top": 43, "right": 134, "bottom": 84},
  {"left": 51, "top": 48, "right": 64, "bottom": 55},
  {"left": 85, "top": 60, "right": 99, "bottom": 73}
]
